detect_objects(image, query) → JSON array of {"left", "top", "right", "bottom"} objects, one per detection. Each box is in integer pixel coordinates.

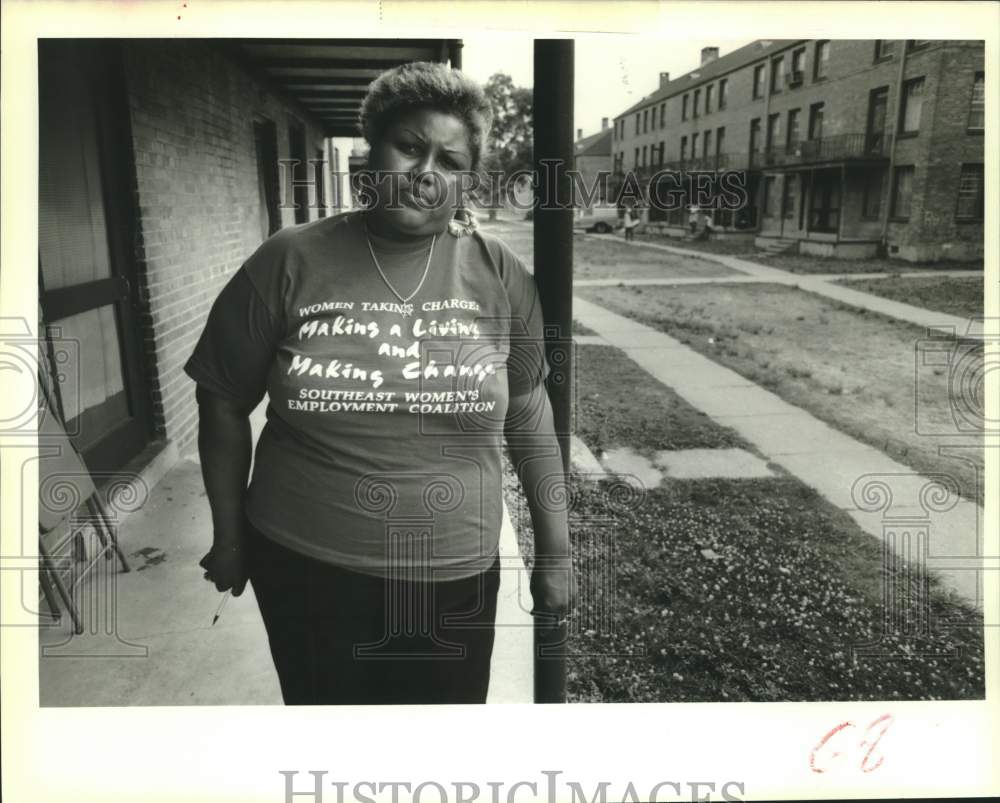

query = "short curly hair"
[{"left": 359, "top": 61, "right": 493, "bottom": 170}]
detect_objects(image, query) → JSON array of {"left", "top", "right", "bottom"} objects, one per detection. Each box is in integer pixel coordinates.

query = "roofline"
[{"left": 612, "top": 38, "right": 806, "bottom": 120}]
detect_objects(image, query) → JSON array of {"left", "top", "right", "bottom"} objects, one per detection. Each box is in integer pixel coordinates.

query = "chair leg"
[
  {"left": 38, "top": 540, "right": 83, "bottom": 635},
  {"left": 38, "top": 564, "right": 62, "bottom": 624},
  {"left": 83, "top": 498, "right": 112, "bottom": 560},
  {"left": 89, "top": 491, "right": 131, "bottom": 573}
]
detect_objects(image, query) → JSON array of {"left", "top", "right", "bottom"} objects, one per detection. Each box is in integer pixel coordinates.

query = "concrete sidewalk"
[
  {"left": 588, "top": 234, "right": 984, "bottom": 337},
  {"left": 573, "top": 295, "right": 987, "bottom": 609},
  {"left": 39, "top": 407, "right": 533, "bottom": 706}
]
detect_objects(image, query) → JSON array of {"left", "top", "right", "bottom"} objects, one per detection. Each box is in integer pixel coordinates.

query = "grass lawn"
[
  {"left": 634, "top": 231, "right": 756, "bottom": 256},
  {"left": 748, "top": 253, "right": 984, "bottom": 275},
  {"left": 573, "top": 283, "right": 984, "bottom": 504},
  {"left": 573, "top": 235, "right": 743, "bottom": 281},
  {"left": 479, "top": 221, "right": 742, "bottom": 282},
  {"left": 503, "top": 343, "right": 984, "bottom": 702},
  {"left": 836, "top": 275, "right": 984, "bottom": 319}
]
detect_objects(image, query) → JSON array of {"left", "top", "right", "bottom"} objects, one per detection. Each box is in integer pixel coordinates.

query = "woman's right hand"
[{"left": 199, "top": 543, "right": 249, "bottom": 596}]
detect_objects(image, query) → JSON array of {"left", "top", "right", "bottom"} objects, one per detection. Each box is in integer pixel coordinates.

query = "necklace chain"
[{"left": 364, "top": 224, "right": 436, "bottom": 306}]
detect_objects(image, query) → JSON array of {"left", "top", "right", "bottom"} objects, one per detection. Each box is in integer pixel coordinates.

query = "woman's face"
[{"left": 366, "top": 108, "right": 473, "bottom": 239}]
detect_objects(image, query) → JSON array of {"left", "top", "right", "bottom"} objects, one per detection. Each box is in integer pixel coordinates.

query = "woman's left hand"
[{"left": 530, "top": 558, "right": 577, "bottom": 626}]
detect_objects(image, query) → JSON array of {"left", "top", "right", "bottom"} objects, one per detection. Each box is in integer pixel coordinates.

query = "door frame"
[{"left": 38, "top": 40, "right": 153, "bottom": 475}]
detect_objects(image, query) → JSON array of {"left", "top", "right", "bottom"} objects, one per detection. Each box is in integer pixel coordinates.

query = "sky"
[{"left": 461, "top": 33, "right": 748, "bottom": 139}]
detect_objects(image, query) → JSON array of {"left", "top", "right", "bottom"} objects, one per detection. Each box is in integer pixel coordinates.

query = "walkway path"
[
  {"left": 573, "top": 295, "right": 987, "bottom": 608},
  {"left": 584, "top": 234, "right": 984, "bottom": 337}
]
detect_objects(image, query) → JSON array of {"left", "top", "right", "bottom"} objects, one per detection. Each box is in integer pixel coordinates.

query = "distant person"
[
  {"left": 623, "top": 206, "right": 639, "bottom": 241},
  {"left": 687, "top": 205, "right": 700, "bottom": 235}
]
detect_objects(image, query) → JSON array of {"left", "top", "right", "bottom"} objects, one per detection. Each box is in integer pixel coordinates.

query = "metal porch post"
[
  {"left": 532, "top": 38, "right": 574, "bottom": 704},
  {"left": 448, "top": 40, "right": 463, "bottom": 70}
]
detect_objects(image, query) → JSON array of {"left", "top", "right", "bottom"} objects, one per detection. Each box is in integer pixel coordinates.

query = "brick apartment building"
[
  {"left": 38, "top": 38, "right": 461, "bottom": 483},
  {"left": 573, "top": 118, "right": 613, "bottom": 214},
  {"left": 611, "top": 39, "right": 985, "bottom": 260}
]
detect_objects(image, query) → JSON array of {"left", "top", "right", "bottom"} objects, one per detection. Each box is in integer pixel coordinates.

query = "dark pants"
[{"left": 246, "top": 522, "right": 501, "bottom": 705}]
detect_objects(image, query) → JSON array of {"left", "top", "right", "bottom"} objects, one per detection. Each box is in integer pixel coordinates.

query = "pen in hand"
[{"left": 211, "top": 590, "right": 232, "bottom": 626}]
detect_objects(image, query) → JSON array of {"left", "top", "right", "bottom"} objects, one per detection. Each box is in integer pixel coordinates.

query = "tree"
[{"left": 481, "top": 72, "right": 533, "bottom": 218}]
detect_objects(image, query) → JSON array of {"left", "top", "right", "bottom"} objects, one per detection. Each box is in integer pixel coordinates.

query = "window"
[
  {"left": 634, "top": 147, "right": 639, "bottom": 167},
  {"left": 719, "top": 78, "right": 728, "bottom": 109},
  {"left": 753, "top": 64, "right": 766, "bottom": 99},
  {"left": 766, "top": 112, "right": 781, "bottom": 152},
  {"left": 313, "top": 148, "right": 326, "bottom": 218},
  {"left": 643, "top": 109, "right": 649, "bottom": 133},
  {"left": 288, "top": 122, "right": 309, "bottom": 224},
  {"left": 703, "top": 130, "right": 712, "bottom": 158},
  {"left": 808, "top": 102, "right": 825, "bottom": 140},
  {"left": 968, "top": 72, "right": 985, "bottom": 130},
  {"left": 790, "top": 47, "right": 806, "bottom": 81},
  {"left": 906, "top": 40, "right": 930, "bottom": 52},
  {"left": 693, "top": 89, "right": 701, "bottom": 117},
  {"left": 682, "top": 94, "right": 689, "bottom": 120},
  {"left": 635, "top": 113, "right": 640, "bottom": 135},
  {"left": 716, "top": 126, "right": 726, "bottom": 155},
  {"left": 642, "top": 145, "right": 648, "bottom": 166},
  {"left": 692, "top": 132, "right": 699, "bottom": 156},
  {"left": 874, "top": 40, "right": 896, "bottom": 61},
  {"left": 867, "top": 86, "right": 890, "bottom": 152},
  {"left": 956, "top": 163, "right": 984, "bottom": 220},
  {"left": 749, "top": 118, "right": 761, "bottom": 154},
  {"left": 659, "top": 141, "right": 666, "bottom": 166},
  {"left": 787, "top": 109, "right": 801, "bottom": 149},
  {"left": 891, "top": 165, "right": 914, "bottom": 219},
  {"left": 252, "top": 118, "right": 281, "bottom": 237},
  {"left": 770, "top": 55, "right": 784, "bottom": 94},
  {"left": 680, "top": 136, "right": 688, "bottom": 161},
  {"left": 862, "top": 169, "right": 884, "bottom": 218},
  {"left": 814, "top": 40, "right": 830, "bottom": 79},
  {"left": 810, "top": 174, "right": 841, "bottom": 231},
  {"left": 660, "top": 103, "right": 666, "bottom": 128},
  {"left": 899, "top": 77, "right": 925, "bottom": 134},
  {"left": 705, "top": 84, "right": 714, "bottom": 114}
]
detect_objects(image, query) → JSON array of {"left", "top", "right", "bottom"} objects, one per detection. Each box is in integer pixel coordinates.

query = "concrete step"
[{"left": 755, "top": 237, "right": 799, "bottom": 254}]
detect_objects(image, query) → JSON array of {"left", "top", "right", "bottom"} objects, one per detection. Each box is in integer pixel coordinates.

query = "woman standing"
[
  {"left": 185, "top": 62, "right": 572, "bottom": 705},
  {"left": 623, "top": 205, "right": 639, "bottom": 241}
]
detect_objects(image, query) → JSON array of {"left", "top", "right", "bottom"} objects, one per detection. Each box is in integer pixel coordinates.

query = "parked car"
[{"left": 572, "top": 206, "right": 621, "bottom": 234}]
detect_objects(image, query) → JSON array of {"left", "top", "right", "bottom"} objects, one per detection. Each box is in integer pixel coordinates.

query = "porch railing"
[
  {"left": 751, "top": 132, "right": 893, "bottom": 168},
  {"left": 622, "top": 153, "right": 752, "bottom": 182}
]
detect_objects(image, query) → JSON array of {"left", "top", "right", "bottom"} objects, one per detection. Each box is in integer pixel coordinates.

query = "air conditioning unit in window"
[{"left": 786, "top": 71, "right": 804, "bottom": 87}]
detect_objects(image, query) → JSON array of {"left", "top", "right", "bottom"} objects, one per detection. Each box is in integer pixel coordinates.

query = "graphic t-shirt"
[{"left": 184, "top": 211, "right": 549, "bottom": 580}]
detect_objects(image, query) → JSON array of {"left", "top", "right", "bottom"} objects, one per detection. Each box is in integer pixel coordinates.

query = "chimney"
[
  {"left": 701, "top": 47, "right": 719, "bottom": 65},
  {"left": 659, "top": 71, "right": 671, "bottom": 88},
  {"left": 577, "top": 127, "right": 583, "bottom": 140},
  {"left": 601, "top": 117, "right": 609, "bottom": 130}
]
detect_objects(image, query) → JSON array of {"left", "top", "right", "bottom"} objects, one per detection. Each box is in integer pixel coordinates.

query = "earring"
[{"left": 448, "top": 207, "right": 479, "bottom": 237}]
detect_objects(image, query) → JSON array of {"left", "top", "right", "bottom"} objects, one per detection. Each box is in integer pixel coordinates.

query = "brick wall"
[
  {"left": 122, "top": 41, "right": 330, "bottom": 456},
  {"left": 888, "top": 42, "right": 984, "bottom": 260}
]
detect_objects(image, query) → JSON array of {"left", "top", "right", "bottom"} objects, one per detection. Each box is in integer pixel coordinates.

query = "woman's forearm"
[
  {"left": 505, "top": 388, "right": 570, "bottom": 560},
  {"left": 196, "top": 389, "right": 253, "bottom": 548}
]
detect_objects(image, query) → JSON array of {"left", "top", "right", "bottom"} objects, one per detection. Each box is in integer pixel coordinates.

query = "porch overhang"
[{"left": 223, "top": 38, "right": 462, "bottom": 137}]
